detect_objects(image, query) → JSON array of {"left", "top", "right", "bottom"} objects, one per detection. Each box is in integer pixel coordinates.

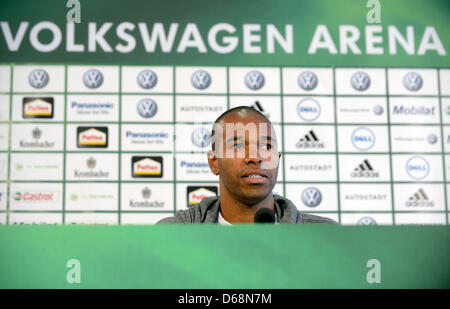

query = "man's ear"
[{"left": 207, "top": 150, "right": 219, "bottom": 175}]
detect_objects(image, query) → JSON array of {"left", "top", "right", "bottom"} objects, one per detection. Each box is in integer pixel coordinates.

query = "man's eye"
[
  {"left": 261, "top": 143, "right": 272, "bottom": 150},
  {"left": 233, "top": 143, "right": 244, "bottom": 149}
]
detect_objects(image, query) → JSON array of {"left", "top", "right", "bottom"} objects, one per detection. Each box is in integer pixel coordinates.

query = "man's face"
[{"left": 207, "top": 110, "right": 281, "bottom": 204}]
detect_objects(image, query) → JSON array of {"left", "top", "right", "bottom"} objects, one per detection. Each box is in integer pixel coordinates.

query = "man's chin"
[{"left": 237, "top": 188, "right": 273, "bottom": 205}]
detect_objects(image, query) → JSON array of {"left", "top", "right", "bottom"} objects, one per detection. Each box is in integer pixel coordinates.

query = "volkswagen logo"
[
  {"left": 137, "top": 69, "right": 158, "bottom": 89},
  {"left": 191, "top": 127, "right": 211, "bottom": 148},
  {"left": 301, "top": 187, "right": 322, "bottom": 207},
  {"left": 298, "top": 71, "right": 318, "bottom": 91},
  {"left": 83, "top": 69, "right": 104, "bottom": 89},
  {"left": 191, "top": 70, "right": 211, "bottom": 90},
  {"left": 357, "top": 216, "right": 377, "bottom": 225},
  {"left": 244, "top": 70, "right": 265, "bottom": 90},
  {"left": 28, "top": 69, "right": 49, "bottom": 89},
  {"left": 403, "top": 72, "right": 423, "bottom": 92},
  {"left": 137, "top": 98, "right": 158, "bottom": 118},
  {"left": 351, "top": 71, "right": 371, "bottom": 91}
]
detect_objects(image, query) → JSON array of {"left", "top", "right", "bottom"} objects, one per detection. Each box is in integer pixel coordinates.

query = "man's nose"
[{"left": 243, "top": 147, "right": 263, "bottom": 165}]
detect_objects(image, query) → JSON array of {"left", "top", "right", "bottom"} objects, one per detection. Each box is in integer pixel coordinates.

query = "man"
[{"left": 158, "top": 106, "right": 337, "bottom": 224}]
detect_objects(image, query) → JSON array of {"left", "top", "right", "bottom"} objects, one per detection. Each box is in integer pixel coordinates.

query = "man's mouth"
[{"left": 242, "top": 170, "right": 269, "bottom": 184}]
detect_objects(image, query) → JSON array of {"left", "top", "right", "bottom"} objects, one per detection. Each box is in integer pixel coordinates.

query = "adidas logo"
[
  {"left": 405, "top": 188, "right": 434, "bottom": 207},
  {"left": 250, "top": 101, "right": 270, "bottom": 118},
  {"left": 295, "top": 130, "right": 324, "bottom": 149},
  {"left": 350, "top": 159, "right": 379, "bottom": 178}
]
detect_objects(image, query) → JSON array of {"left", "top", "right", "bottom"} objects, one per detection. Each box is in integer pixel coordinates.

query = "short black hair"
[{"left": 211, "top": 106, "right": 271, "bottom": 151}]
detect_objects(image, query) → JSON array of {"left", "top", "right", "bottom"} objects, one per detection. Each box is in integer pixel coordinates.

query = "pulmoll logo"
[
  {"left": 351, "top": 159, "right": 379, "bottom": 178},
  {"left": 403, "top": 72, "right": 423, "bottom": 92},
  {"left": 73, "top": 157, "right": 110, "bottom": 178},
  {"left": 28, "top": 69, "right": 49, "bottom": 89},
  {"left": 357, "top": 216, "right": 377, "bottom": 225},
  {"left": 244, "top": 70, "right": 265, "bottom": 90},
  {"left": 295, "top": 130, "right": 324, "bottom": 149},
  {"left": 19, "top": 127, "right": 55, "bottom": 149},
  {"left": 187, "top": 186, "right": 218, "bottom": 207},
  {"left": 77, "top": 127, "right": 108, "bottom": 148},
  {"left": 297, "top": 98, "right": 321, "bottom": 121},
  {"left": 22, "top": 97, "right": 54, "bottom": 118},
  {"left": 351, "top": 71, "right": 371, "bottom": 91},
  {"left": 13, "top": 191, "right": 59, "bottom": 202},
  {"left": 137, "top": 69, "right": 158, "bottom": 89},
  {"left": 129, "top": 186, "right": 165, "bottom": 208},
  {"left": 406, "top": 156, "right": 430, "bottom": 180},
  {"left": 298, "top": 71, "right": 318, "bottom": 91},
  {"left": 351, "top": 127, "right": 375, "bottom": 151},
  {"left": 406, "top": 188, "right": 434, "bottom": 208},
  {"left": 132, "top": 156, "right": 163, "bottom": 178},
  {"left": 191, "top": 70, "right": 211, "bottom": 90},
  {"left": 83, "top": 69, "right": 104, "bottom": 89},
  {"left": 301, "top": 187, "right": 322, "bottom": 207},
  {"left": 137, "top": 98, "right": 158, "bottom": 118}
]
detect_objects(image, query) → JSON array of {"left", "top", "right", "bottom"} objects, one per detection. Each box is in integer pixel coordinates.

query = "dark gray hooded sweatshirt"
[{"left": 157, "top": 195, "right": 338, "bottom": 224}]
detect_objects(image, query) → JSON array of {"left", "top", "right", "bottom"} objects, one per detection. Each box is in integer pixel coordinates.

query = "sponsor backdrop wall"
[{"left": 0, "top": 0, "right": 449, "bottom": 225}]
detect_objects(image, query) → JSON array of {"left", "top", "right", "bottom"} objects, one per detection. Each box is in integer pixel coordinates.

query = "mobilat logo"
[
  {"left": 22, "top": 97, "right": 54, "bottom": 118},
  {"left": 132, "top": 156, "right": 163, "bottom": 178},
  {"left": 77, "top": 127, "right": 108, "bottom": 148},
  {"left": 13, "top": 191, "right": 59, "bottom": 202},
  {"left": 187, "top": 186, "right": 218, "bottom": 207},
  {"left": 392, "top": 105, "right": 435, "bottom": 116}
]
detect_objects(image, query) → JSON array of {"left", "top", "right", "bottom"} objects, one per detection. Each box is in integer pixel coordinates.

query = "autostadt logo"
[
  {"left": 244, "top": 70, "right": 265, "bottom": 90},
  {"left": 137, "top": 69, "right": 158, "bottom": 89},
  {"left": 28, "top": 68, "right": 49, "bottom": 89},
  {"left": 351, "top": 71, "right": 371, "bottom": 91},
  {"left": 351, "top": 127, "right": 375, "bottom": 151},
  {"left": 403, "top": 72, "right": 423, "bottom": 92},
  {"left": 191, "top": 70, "right": 211, "bottom": 90},
  {"left": 301, "top": 187, "right": 322, "bottom": 207},
  {"left": 137, "top": 98, "right": 158, "bottom": 118},
  {"left": 191, "top": 127, "right": 211, "bottom": 148},
  {"left": 406, "top": 156, "right": 430, "bottom": 180},
  {"left": 297, "top": 98, "right": 321, "bottom": 121},
  {"left": 357, "top": 216, "right": 377, "bottom": 225},
  {"left": 83, "top": 69, "right": 104, "bottom": 89},
  {"left": 298, "top": 71, "right": 318, "bottom": 91}
]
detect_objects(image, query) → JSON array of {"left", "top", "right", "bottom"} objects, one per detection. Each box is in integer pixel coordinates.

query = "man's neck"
[{"left": 219, "top": 190, "right": 275, "bottom": 224}]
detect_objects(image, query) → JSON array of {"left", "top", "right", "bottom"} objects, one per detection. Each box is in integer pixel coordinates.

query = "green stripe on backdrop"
[{"left": 0, "top": 225, "right": 448, "bottom": 289}]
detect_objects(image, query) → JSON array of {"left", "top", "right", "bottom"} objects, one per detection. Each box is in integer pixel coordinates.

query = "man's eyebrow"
[
  {"left": 226, "top": 136, "right": 244, "bottom": 143},
  {"left": 260, "top": 136, "right": 272, "bottom": 141}
]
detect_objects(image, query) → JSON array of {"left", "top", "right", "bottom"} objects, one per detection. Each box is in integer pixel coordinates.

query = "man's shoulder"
[
  {"left": 273, "top": 195, "right": 338, "bottom": 224},
  {"left": 156, "top": 196, "right": 220, "bottom": 224}
]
